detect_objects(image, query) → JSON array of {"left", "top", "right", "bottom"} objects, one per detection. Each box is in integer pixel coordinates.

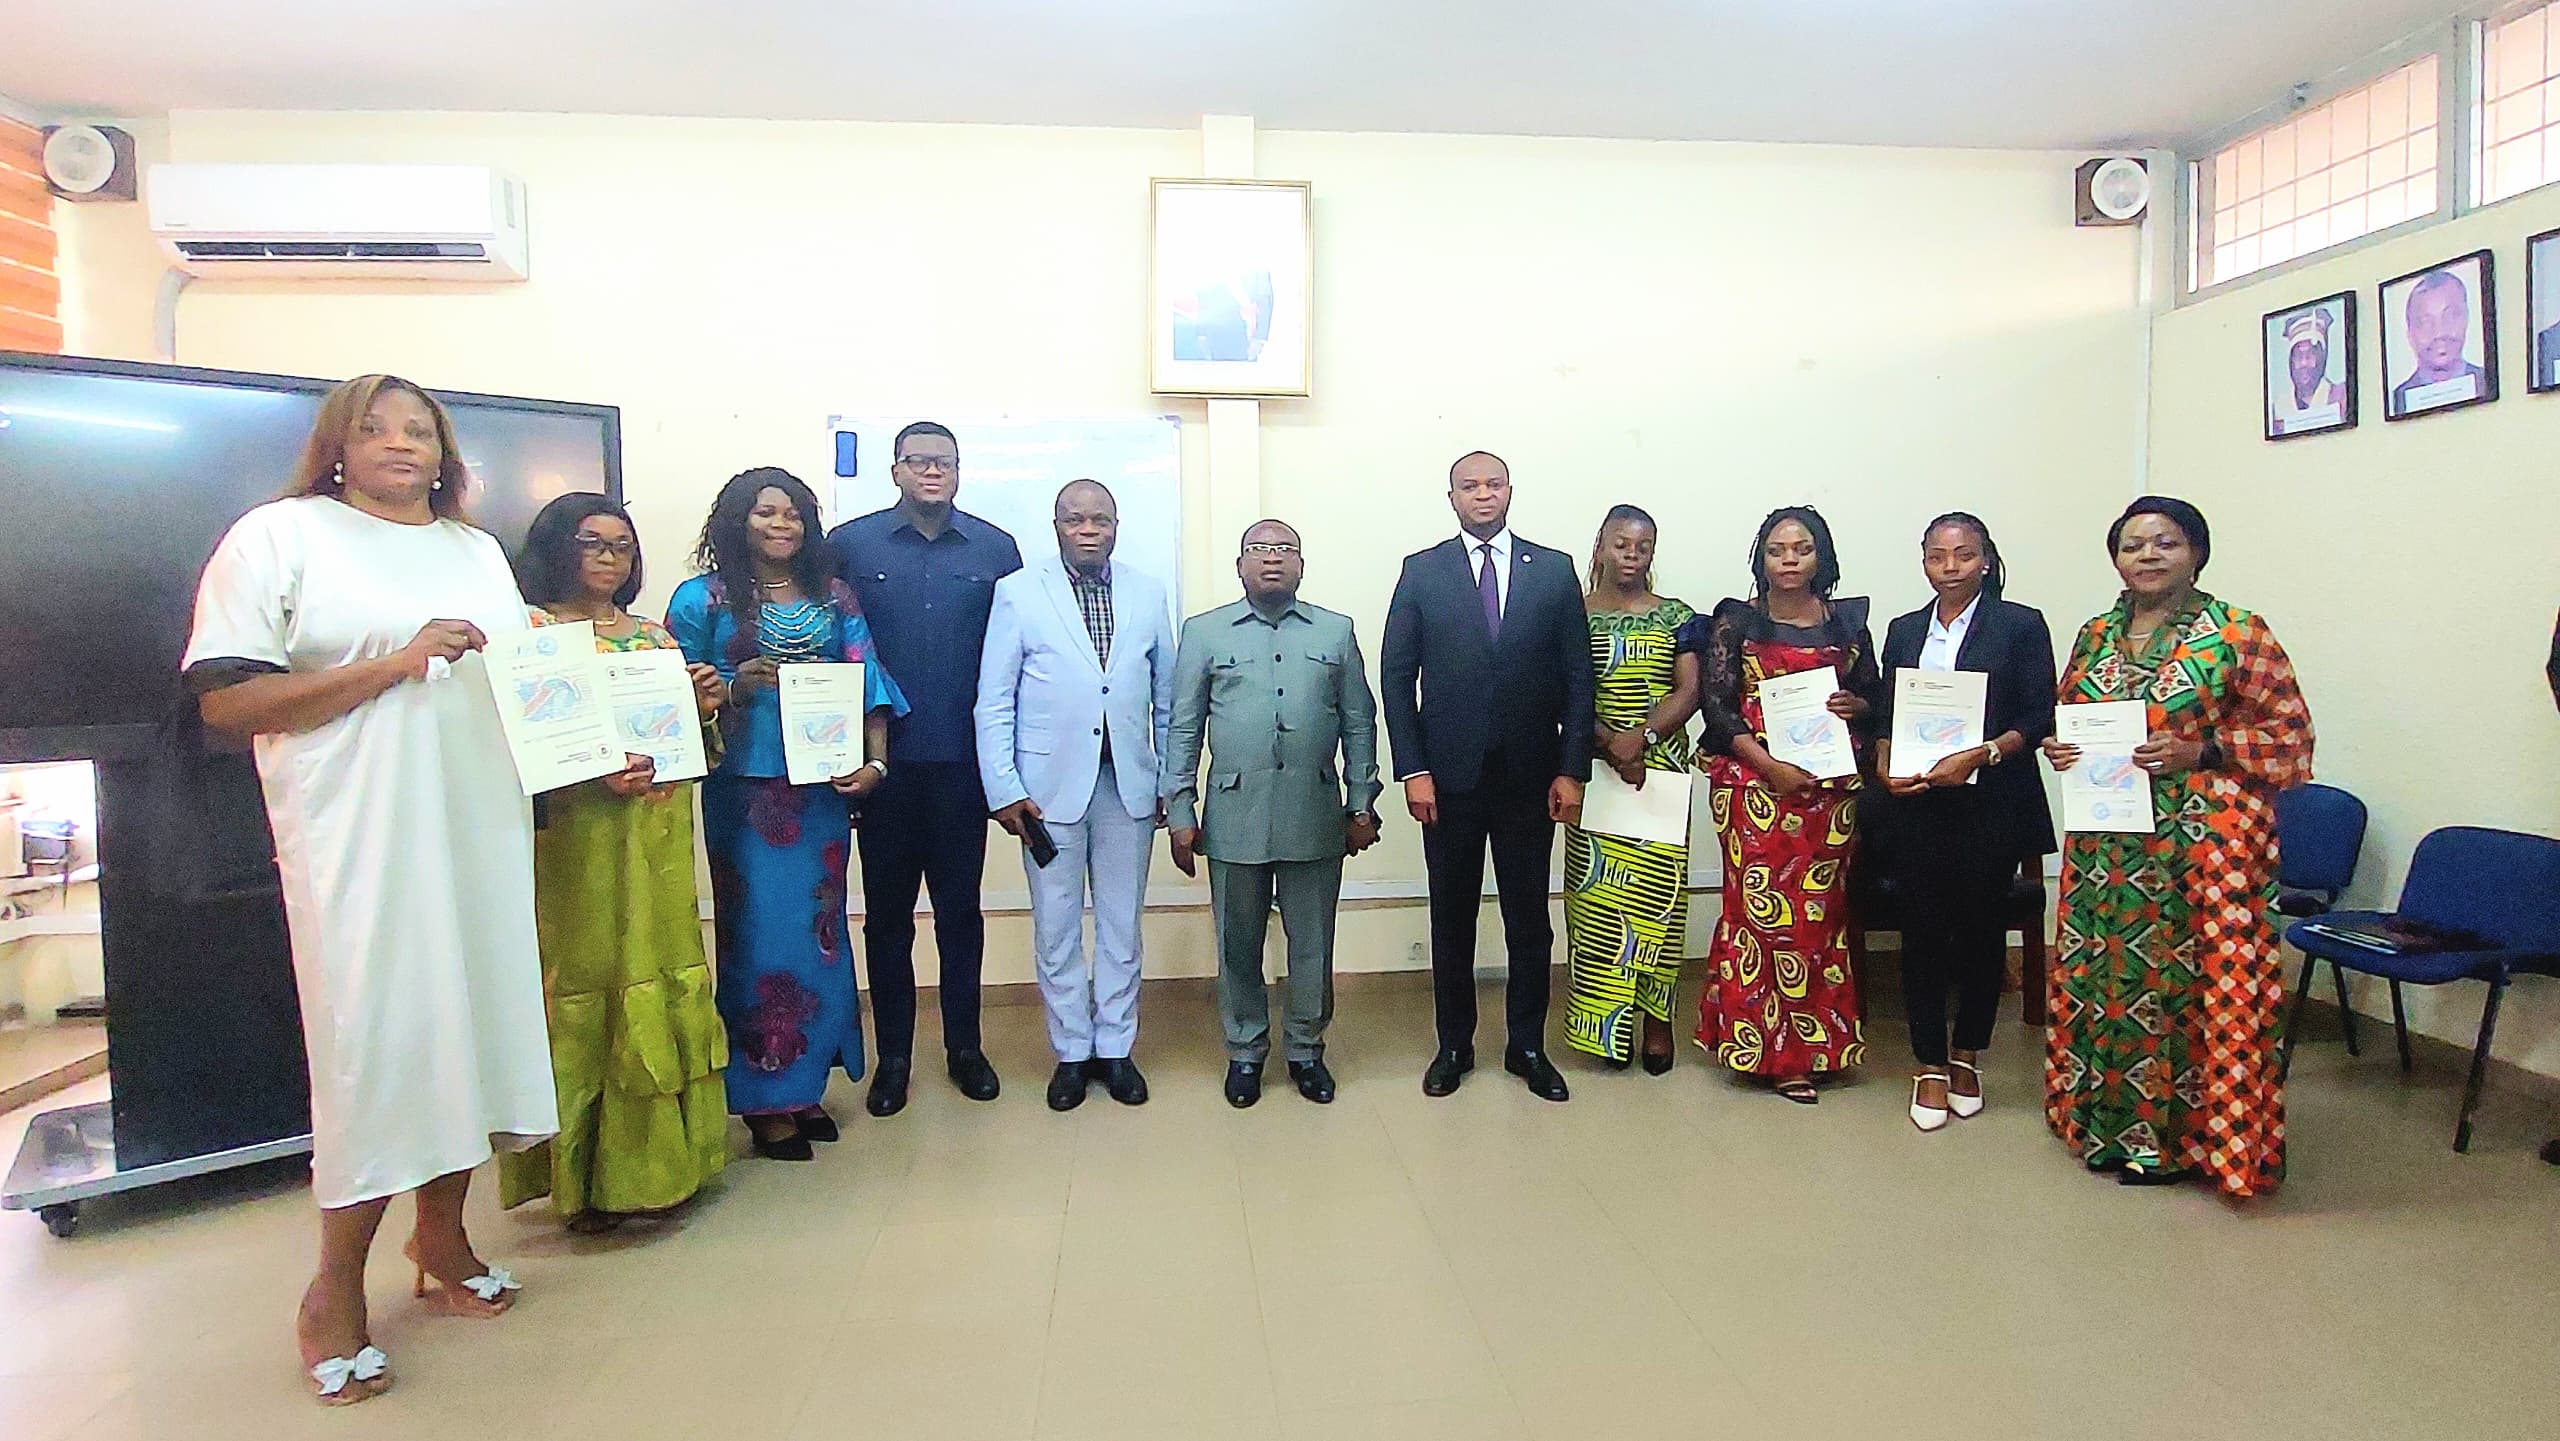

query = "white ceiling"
[{"left": 2, "top": 1, "right": 2472, "bottom": 151}]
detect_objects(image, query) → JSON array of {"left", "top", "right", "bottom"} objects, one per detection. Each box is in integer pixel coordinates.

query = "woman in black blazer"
[{"left": 1871, "top": 513, "right": 2056, "bottom": 1132}]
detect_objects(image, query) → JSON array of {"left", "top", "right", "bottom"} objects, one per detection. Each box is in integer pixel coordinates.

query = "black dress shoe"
[
  {"left": 1288, "top": 1059, "right": 1336, "bottom": 1104},
  {"left": 1225, "top": 1061, "right": 1264, "bottom": 1109},
  {"left": 1641, "top": 1048, "right": 1674, "bottom": 1077},
  {"left": 749, "top": 1125, "right": 814, "bottom": 1162},
  {"left": 1505, "top": 1048, "right": 1571, "bottom": 1102},
  {"left": 1047, "top": 1062, "right": 1091, "bottom": 1112},
  {"left": 2117, "top": 1167, "right": 2196, "bottom": 1188},
  {"left": 1101, "top": 1058, "right": 1150, "bottom": 1106},
  {"left": 865, "top": 1058, "right": 912, "bottom": 1118},
  {"left": 795, "top": 1105, "right": 841, "bottom": 1143},
  {"left": 948, "top": 1050, "right": 1001, "bottom": 1102},
  {"left": 1422, "top": 1049, "right": 1475, "bottom": 1097}
]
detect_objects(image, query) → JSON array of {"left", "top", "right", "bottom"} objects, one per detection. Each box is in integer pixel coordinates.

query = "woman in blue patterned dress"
[{"left": 667, "top": 468, "right": 907, "bottom": 1162}]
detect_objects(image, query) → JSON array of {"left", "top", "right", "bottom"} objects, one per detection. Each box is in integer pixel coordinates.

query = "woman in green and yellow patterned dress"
[
  {"left": 1563, "top": 506, "right": 1700, "bottom": 1071},
  {"left": 500, "top": 495, "right": 731, "bottom": 1231}
]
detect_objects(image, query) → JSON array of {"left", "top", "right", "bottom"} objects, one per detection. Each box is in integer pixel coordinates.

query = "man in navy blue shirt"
[{"left": 830, "top": 421, "right": 1023, "bottom": 1115}]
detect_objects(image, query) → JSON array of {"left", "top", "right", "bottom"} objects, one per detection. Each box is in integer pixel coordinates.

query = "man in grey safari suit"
[{"left": 1162, "top": 519, "right": 1384, "bottom": 1107}]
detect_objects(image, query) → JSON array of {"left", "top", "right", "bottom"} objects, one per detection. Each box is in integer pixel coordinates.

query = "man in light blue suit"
[{"left": 976, "top": 480, "right": 1178, "bottom": 1111}]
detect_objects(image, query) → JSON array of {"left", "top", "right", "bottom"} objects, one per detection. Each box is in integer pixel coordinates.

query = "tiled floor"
[{"left": 4, "top": 978, "right": 2559, "bottom": 1441}]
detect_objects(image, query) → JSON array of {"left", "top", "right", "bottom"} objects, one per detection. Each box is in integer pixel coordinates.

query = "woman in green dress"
[
  {"left": 1562, "top": 506, "right": 1700, "bottom": 1071},
  {"left": 500, "top": 495, "right": 731, "bottom": 1231}
]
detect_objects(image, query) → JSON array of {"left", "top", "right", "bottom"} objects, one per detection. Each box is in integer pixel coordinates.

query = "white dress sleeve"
[{"left": 182, "top": 502, "right": 300, "bottom": 671}]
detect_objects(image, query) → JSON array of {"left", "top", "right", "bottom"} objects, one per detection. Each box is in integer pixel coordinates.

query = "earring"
[
  {"left": 431, "top": 479, "right": 443, "bottom": 491},
  {"left": 331, "top": 461, "right": 344, "bottom": 484}
]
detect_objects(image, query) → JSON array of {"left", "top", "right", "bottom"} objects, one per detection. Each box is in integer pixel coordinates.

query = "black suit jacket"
[
  {"left": 1380, "top": 535, "right": 1595, "bottom": 794},
  {"left": 1872, "top": 594, "right": 2059, "bottom": 860}
]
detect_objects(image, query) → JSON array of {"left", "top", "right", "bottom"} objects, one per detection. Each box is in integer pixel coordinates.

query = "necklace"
[{"left": 755, "top": 595, "right": 831, "bottom": 662}]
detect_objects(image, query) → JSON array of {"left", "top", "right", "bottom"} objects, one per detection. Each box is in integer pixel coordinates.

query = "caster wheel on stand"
[{"left": 37, "top": 1204, "right": 79, "bottom": 1238}]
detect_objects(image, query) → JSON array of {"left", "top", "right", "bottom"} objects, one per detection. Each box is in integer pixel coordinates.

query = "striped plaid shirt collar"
[{"left": 1067, "top": 559, "right": 1114, "bottom": 667}]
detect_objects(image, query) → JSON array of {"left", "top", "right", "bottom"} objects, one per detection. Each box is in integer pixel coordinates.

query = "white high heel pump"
[
  {"left": 1947, "top": 1059, "right": 1986, "bottom": 1119},
  {"left": 1910, "top": 1072, "right": 1951, "bottom": 1133}
]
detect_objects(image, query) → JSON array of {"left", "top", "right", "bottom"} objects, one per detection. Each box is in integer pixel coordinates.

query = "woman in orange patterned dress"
[
  {"left": 1686, "top": 507, "right": 1879, "bottom": 1105},
  {"left": 2040, "top": 497, "right": 2312, "bottom": 1195}
]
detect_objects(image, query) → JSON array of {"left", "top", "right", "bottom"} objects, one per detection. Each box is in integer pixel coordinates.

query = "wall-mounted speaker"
[
  {"left": 41, "top": 124, "right": 139, "bottom": 203},
  {"left": 2075, "top": 156, "right": 2150, "bottom": 227}
]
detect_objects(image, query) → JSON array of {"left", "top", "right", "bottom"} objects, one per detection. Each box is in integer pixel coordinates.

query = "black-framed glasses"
[
  {"left": 1242, "top": 542, "right": 1301, "bottom": 557},
  {"left": 896, "top": 453, "right": 959, "bottom": 475},
  {"left": 573, "top": 535, "right": 638, "bottom": 558}
]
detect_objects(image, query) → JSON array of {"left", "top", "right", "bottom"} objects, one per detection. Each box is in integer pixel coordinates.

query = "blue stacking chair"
[
  {"left": 2274, "top": 784, "right": 2369, "bottom": 1074},
  {"left": 2284, "top": 827, "right": 2560, "bottom": 1152}
]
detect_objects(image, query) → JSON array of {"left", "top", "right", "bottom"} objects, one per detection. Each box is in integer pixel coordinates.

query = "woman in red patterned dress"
[
  {"left": 2040, "top": 497, "right": 2312, "bottom": 1195},
  {"left": 1685, "top": 507, "right": 1880, "bottom": 1105}
]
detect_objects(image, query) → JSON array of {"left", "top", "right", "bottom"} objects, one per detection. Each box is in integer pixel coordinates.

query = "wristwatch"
[
  {"left": 1642, "top": 726, "right": 1662, "bottom": 747},
  {"left": 1980, "top": 742, "right": 2003, "bottom": 767},
  {"left": 859, "top": 758, "right": 889, "bottom": 779}
]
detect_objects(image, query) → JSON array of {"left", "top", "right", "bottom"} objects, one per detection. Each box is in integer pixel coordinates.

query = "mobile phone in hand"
[{"left": 1022, "top": 815, "right": 1060, "bottom": 869}]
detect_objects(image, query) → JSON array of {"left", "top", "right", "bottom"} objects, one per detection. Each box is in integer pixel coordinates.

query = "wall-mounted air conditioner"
[{"left": 146, "top": 164, "right": 530, "bottom": 280}]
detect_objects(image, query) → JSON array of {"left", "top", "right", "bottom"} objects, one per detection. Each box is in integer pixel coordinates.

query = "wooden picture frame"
[
  {"left": 2379, "top": 249, "right": 2499, "bottom": 422},
  {"left": 2262, "top": 291, "right": 2358, "bottom": 441},
  {"left": 2527, "top": 226, "right": 2560, "bottom": 396}
]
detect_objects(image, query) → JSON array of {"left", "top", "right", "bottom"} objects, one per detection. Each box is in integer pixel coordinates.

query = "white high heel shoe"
[
  {"left": 1947, "top": 1059, "right": 1985, "bottom": 1119},
  {"left": 1910, "top": 1073, "right": 1951, "bottom": 1133}
]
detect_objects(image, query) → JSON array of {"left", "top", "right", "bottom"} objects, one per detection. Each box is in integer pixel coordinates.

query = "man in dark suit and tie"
[{"left": 1382, "top": 451, "right": 1594, "bottom": 1101}]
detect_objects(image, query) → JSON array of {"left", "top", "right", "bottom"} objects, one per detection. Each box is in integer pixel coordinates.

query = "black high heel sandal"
[{"left": 748, "top": 1120, "right": 812, "bottom": 1162}]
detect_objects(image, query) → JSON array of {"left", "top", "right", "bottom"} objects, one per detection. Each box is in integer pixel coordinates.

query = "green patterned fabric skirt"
[
  {"left": 499, "top": 781, "right": 728, "bottom": 1220},
  {"left": 1562, "top": 795, "right": 1691, "bottom": 1062}
]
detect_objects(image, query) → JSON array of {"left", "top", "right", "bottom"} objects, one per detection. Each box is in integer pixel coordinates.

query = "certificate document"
[
  {"left": 1757, "top": 666, "right": 1856, "bottom": 780},
  {"left": 603, "top": 648, "right": 709, "bottom": 786},
  {"left": 778, "top": 662, "right": 868, "bottom": 786},
  {"left": 2057, "top": 700, "right": 2154, "bottom": 834},
  {"left": 484, "top": 620, "right": 625, "bottom": 796},
  {"left": 1582, "top": 766, "right": 1693, "bottom": 847},
  {"left": 1888, "top": 668, "right": 1987, "bottom": 778}
]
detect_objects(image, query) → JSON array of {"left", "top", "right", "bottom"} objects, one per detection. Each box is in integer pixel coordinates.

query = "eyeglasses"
[
  {"left": 1242, "top": 542, "right": 1301, "bottom": 557},
  {"left": 896, "top": 454, "right": 959, "bottom": 475},
  {"left": 573, "top": 535, "right": 639, "bottom": 558}
]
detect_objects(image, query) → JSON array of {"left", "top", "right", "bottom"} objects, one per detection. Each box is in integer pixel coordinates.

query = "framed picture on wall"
[
  {"left": 2378, "top": 249, "right": 2498, "bottom": 421},
  {"left": 1148, "top": 178, "right": 1313, "bottom": 398},
  {"left": 2261, "top": 292, "right": 2357, "bottom": 441},
  {"left": 2528, "top": 226, "right": 2560, "bottom": 395}
]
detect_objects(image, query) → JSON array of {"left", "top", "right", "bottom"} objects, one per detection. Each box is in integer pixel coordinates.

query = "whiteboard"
[{"left": 823, "top": 416, "right": 1183, "bottom": 631}]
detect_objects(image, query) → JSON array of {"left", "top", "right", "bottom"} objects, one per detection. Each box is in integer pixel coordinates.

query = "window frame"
[
  {"left": 2180, "top": 21, "right": 2470, "bottom": 302},
  {"left": 2472, "top": 0, "right": 2560, "bottom": 208}
]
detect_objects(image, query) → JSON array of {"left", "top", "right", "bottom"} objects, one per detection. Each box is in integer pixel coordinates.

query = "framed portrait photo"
[
  {"left": 2528, "top": 226, "right": 2560, "bottom": 396},
  {"left": 1148, "top": 178, "right": 1312, "bottom": 398},
  {"left": 2379, "top": 249, "right": 2498, "bottom": 421},
  {"left": 2262, "top": 291, "right": 2357, "bottom": 441}
]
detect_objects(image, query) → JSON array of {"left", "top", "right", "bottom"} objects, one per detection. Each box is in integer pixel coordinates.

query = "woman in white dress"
[{"left": 185, "top": 375, "right": 559, "bottom": 1405}]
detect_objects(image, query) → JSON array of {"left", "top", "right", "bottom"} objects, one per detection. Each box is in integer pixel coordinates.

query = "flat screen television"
[{"left": 0, "top": 353, "right": 621, "bottom": 761}]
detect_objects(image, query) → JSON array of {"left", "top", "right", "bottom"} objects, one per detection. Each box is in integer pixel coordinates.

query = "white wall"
[
  {"left": 57, "top": 110, "right": 2149, "bottom": 988},
  {"left": 2149, "top": 188, "right": 2560, "bottom": 1078}
]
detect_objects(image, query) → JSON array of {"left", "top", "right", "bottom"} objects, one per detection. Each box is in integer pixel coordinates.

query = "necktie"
[{"left": 1477, "top": 542, "right": 1502, "bottom": 640}]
